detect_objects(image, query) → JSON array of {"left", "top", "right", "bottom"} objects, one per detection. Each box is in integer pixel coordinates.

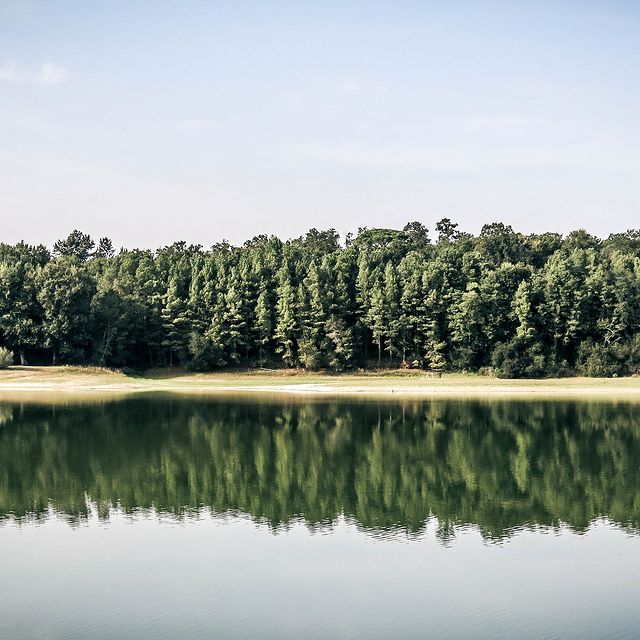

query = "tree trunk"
[
  {"left": 52, "top": 347, "right": 58, "bottom": 366},
  {"left": 19, "top": 348, "right": 26, "bottom": 366},
  {"left": 100, "top": 331, "right": 111, "bottom": 366},
  {"left": 377, "top": 337, "right": 381, "bottom": 366}
]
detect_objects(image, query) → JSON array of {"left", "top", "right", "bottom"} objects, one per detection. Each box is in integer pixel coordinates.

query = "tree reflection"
[{"left": 1, "top": 397, "right": 639, "bottom": 540}]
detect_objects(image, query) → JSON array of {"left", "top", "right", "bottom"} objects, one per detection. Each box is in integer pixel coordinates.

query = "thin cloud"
[
  {"left": 290, "top": 141, "right": 640, "bottom": 173},
  {"left": 0, "top": 61, "right": 68, "bottom": 86},
  {"left": 337, "top": 79, "right": 389, "bottom": 97},
  {"left": 175, "top": 119, "right": 218, "bottom": 133},
  {"left": 463, "top": 115, "right": 548, "bottom": 135}
]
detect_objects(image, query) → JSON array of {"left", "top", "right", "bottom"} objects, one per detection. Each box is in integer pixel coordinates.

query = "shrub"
[
  {"left": 0, "top": 347, "right": 13, "bottom": 369},
  {"left": 577, "top": 340, "right": 628, "bottom": 377},
  {"left": 624, "top": 335, "right": 640, "bottom": 375},
  {"left": 491, "top": 338, "right": 547, "bottom": 379},
  {"left": 186, "top": 332, "right": 219, "bottom": 371},
  {"left": 297, "top": 336, "right": 324, "bottom": 370}
]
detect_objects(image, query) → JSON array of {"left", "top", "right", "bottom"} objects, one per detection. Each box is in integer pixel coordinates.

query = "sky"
[{"left": 1, "top": 1, "right": 639, "bottom": 249}]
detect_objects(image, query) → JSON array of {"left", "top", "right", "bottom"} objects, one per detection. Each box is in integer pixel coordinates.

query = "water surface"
[{"left": 1, "top": 395, "right": 639, "bottom": 638}]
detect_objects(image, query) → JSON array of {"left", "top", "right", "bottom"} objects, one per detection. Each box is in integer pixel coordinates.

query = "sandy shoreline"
[
  {"left": 0, "top": 366, "right": 638, "bottom": 399},
  {"left": 1, "top": 382, "right": 640, "bottom": 396}
]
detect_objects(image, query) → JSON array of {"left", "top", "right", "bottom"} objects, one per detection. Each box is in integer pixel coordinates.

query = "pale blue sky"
[{"left": 1, "top": 1, "right": 639, "bottom": 248}]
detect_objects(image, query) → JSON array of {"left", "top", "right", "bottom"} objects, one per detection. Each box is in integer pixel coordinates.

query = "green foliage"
[
  {"left": 186, "top": 332, "right": 218, "bottom": 371},
  {"left": 254, "top": 287, "right": 273, "bottom": 365},
  {"left": 298, "top": 261, "right": 328, "bottom": 369},
  {"left": 365, "top": 282, "right": 386, "bottom": 365},
  {"left": 36, "top": 257, "right": 95, "bottom": 364},
  {"left": 94, "top": 237, "right": 115, "bottom": 259},
  {"left": 575, "top": 339, "right": 640, "bottom": 378},
  {"left": 2, "top": 225, "right": 640, "bottom": 376},
  {"left": 492, "top": 338, "right": 547, "bottom": 379},
  {"left": 325, "top": 317, "right": 354, "bottom": 370},
  {"left": 274, "top": 260, "right": 298, "bottom": 366},
  {"left": 0, "top": 243, "right": 46, "bottom": 364},
  {"left": 425, "top": 338, "right": 447, "bottom": 373},
  {"left": 53, "top": 230, "right": 96, "bottom": 261}
]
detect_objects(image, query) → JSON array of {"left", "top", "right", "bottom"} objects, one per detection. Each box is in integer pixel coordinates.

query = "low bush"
[
  {"left": 491, "top": 338, "right": 547, "bottom": 379},
  {"left": 576, "top": 340, "right": 634, "bottom": 377}
]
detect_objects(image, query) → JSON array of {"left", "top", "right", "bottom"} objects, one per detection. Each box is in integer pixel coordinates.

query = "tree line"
[
  {"left": 2, "top": 397, "right": 639, "bottom": 539},
  {"left": 2, "top": 221, "right": 640, "bottom": 377}
]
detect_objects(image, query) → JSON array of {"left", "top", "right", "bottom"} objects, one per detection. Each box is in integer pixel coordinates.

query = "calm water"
[{"left": 1, "top": 395, "right": 639, "bottom": 639}]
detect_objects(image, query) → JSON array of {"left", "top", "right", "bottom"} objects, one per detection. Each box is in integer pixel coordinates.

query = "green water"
[{"left": 1, "top": 396, "right": 639, "bottom": 638}]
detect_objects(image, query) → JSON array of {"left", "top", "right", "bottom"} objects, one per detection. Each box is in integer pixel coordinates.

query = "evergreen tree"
[
  {"left": 365, "top": 281, "right": 386, "bottom": 366},
  {"left": 298, "top": 261, "right": 327, "bottom": 369},
  {"left": 274, "top": 261, "right": 298, "bottom": 366},
  {"left": 254, "top": 286, "right": 273, "bottom": 365},
  {"left": 383, "top": 262, "right": 400, "bottom": 363},
  {"left": 221, "top": 282, "right": 248, "bottom": 364},
  {"left": 161, "top": 276, "right": 189, "bottom": 366},
  {"left": 53, "top": 230, "right": 95, "bottom": 261}
]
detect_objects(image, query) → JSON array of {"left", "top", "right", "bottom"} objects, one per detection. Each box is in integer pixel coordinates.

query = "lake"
[{"left": 0, "top": 395, "right": 639, "bottom": 639}]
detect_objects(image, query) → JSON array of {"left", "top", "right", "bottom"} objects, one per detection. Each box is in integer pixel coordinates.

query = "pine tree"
[
  {"left": 383, "top": 262, "right": 400, "bottom": 363},
  {"left": 398, "top": 255, "right": 423, "bottom": 364},
  {"left": 365, "top": 281, "right": 385, "bottom": 366},
  {"left": 298, "top": 261, "right": 327, "bottom": 369},
  {"left": 254, "top": 286, "right": 273, "bottom": 365},
  {"left": 205, "top": 262, "right": 229, "bottom": 366},
  {"left": 274, "top": 261, "right": 298, "bottom": 366},
  {"left": 161, "top": 276, "right": 189, "bottom": 366},
  {"left": 325, "top": 317, "right": 355, "bottom": 370},
  {"left": 222, "top": 283, "right": 247, "bottom": 364},
  {"left": 449, "top": 283, "right": 485, "bottom": 370},
  {"left": 325, "top": 254, "right": 357, "bottom": 368},
  {"left": 355, "top": 253, "right": 372, "bottom": 361},
  {"left": 424, "top": 336, "right": 447, "bottom": 374}
]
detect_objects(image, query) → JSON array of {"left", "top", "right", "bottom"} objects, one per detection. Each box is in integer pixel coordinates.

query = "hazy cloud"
[
  {"left": 290, "top": 141, "right": 639, "bottom": 173},
  {"left": 463, "top": 115, "right": 548, "bottom": 135},
  {"left": 0, "top": 61, "right": 67, "bottom": 86},
  {"left": 175, "top": 119, "right": 219, "bottom": 133},
  {"left": 337, "top": 79, "right": 388, "bottom": 97}
]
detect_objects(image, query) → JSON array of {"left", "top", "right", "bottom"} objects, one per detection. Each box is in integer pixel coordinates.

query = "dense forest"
[
  {"left": 2, "top": 221, "right": 640, "bottom": 377},
  {"left": 2, "top": 398, "right": 639, "bottom": 539}
]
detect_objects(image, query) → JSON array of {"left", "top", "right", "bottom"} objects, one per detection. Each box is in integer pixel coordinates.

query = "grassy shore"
[{"left": 0, "top": 366, "right": 638, "bottom": 398}]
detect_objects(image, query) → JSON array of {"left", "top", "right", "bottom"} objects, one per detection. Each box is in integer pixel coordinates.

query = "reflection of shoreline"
[
  {"left": 1, "top": 397, "right": 640, "bottom": 540},
  {"left": 2, "top": 504, "right": 637, "bottom": 545}
]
